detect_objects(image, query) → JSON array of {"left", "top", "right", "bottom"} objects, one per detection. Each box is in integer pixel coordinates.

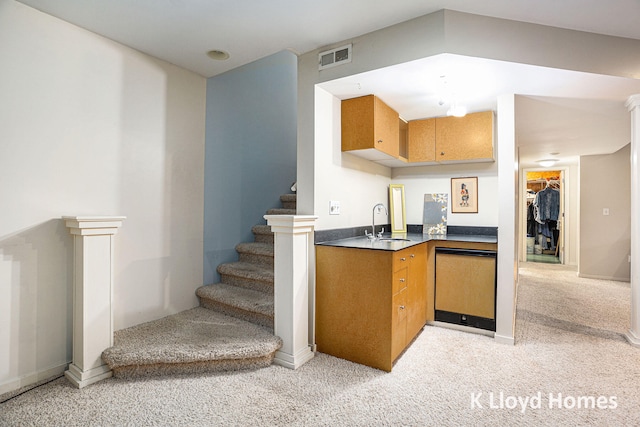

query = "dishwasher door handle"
[{"left": 435, "top": 247, "right": 496, "bottom": 258}]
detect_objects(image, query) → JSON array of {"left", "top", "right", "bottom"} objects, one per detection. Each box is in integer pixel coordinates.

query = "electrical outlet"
[{"left": 329, "top": 200, "right": 341, "bottom": 215}]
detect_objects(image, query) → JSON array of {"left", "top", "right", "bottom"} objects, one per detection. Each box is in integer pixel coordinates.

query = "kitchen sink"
[{"left": 378, "top": 237, "right": 411, "bottom": 242}]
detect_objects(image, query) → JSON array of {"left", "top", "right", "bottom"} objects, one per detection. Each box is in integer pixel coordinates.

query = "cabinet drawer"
[
  {"left": 393, "top": 268, "right": 408, "bottom": 294},
  {"left": 393, "top": 250, "right": 414, "bottom": 271},
  {"left": 394, "top": 290, "right": 407, "bottom": 323}
]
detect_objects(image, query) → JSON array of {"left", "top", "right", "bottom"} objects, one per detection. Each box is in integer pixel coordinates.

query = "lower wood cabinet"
[{"left": 315, "top": 243, "right": 427, "bottom": 371}]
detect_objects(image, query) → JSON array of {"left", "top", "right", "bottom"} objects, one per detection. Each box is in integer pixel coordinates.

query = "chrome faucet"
[{"left": 366, "top": 203, "right": 388, "bottom": 240}]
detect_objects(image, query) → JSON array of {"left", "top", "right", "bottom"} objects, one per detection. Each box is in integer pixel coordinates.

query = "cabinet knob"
[
  {"left": 410, "top": 254, "right": 415, "bottom": 258},
  {"left": 399, "top": 305, "right": 406, "bottom": 310},
  {"left": 400, "top": 257, "right": 406, "bottom": 261},
  {"left": 440, "top": 151, "right": 445, "bottom": 155},
  {"left": 399, "top": 278, "right": 405, "bottom": 282},
  {"left": 377, "top": 139, "right": 383, "bottom": 144}
]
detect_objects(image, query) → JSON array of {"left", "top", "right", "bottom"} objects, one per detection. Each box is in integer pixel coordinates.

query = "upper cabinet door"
[
  {"left": 407, "top": 118, "right": 436, "bottom": 163},
  {"left": 435, "top": 111, "right": 494, "bottom": 162},
  {"left": 341, "top": 95, "right": 399, "bottom": 158},
  {"left": 373, "top": 96, "right": 400, "bottom": 158}
]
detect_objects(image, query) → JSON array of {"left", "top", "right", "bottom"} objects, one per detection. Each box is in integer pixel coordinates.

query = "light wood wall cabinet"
[
  {"left": 316, "top": 243, "right": 428, "bottom": 372},
  {"left": 341, "top": 95, "right": 399, "bottom": 161},
  {"left": 435, "top": 111, "right": 494, "bottom": 162},
  {"left": 407, "top": 112, "right": 494, "bottom": 164},
  {"left": 342, "top": 96, "right": 494, "bottom": 166}
]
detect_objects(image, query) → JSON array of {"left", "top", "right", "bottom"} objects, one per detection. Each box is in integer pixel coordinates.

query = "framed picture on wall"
[{"left": 451, "top": 177, "right": 478, "bottom": 213}]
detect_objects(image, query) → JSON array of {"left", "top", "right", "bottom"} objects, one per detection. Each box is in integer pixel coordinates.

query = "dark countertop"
[{"left": 316, "top": 232, "right": 497, "bottom": 251}]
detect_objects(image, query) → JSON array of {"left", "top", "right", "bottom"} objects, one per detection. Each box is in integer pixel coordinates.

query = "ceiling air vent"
[{"left": 318, "top": 44, "right": 352, "bottom": 70}]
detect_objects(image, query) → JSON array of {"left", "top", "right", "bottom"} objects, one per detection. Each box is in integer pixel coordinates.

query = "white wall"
[
  {"left": 314, "top": 87, "right": 392, "bottom": 230},
  {"left": 579, "top": 145, "right": 631, "bottom": 280},
  {"left": 0, "top": 1, "right": 206, "bottom": 394},
  {"left": 393, "top": 164, "right": 499, "bottom": 227}
]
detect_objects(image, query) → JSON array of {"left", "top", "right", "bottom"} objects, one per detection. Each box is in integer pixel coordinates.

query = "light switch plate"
[{"left": 329, "top": 200, "right": 341, "bottom": 215}]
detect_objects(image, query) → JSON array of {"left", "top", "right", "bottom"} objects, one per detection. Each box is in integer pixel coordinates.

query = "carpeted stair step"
[
  {"left": 280, "top": 193, "right": 297, "bottom": 210},
  {"left": 236, "top": 242, "right": 274, "bottom": 267},
  {"left": 97, "top": 190, "right": 294, "bottom": 382},
  {"left": 101, "top": 307, "right": 282, "bottom": 379},
  {"left": 265, "top": 208, "right": 296, "bottom": 215},
  {"left": 196, "top": 284, "right": 274, "bottom": 329},
  {"left": 252, "top": 224, "right": 274, "bottom": 244},
  {"left": 216, "top": 261, "right": 273, "bottom": 293}
]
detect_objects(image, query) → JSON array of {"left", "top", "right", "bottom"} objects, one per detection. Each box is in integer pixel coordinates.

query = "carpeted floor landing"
[{"left": 102, "top": 307, "right": 282, "bottom": 378}]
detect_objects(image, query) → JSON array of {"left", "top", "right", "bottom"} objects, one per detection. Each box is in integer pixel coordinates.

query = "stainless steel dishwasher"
[{"left": 434, "top": 247, "right": 497, "bottom": 331}]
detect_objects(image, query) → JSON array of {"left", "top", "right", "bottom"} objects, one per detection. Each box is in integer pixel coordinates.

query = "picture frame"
[
  {"left": 423, "top": 193, "right": 448, "bottom": 235},
  {"left": 451, "top": 177, "right": 478, "bottom": 213},
  {"left": 389, "top": 184, "right": 407, "bottom": 233}
]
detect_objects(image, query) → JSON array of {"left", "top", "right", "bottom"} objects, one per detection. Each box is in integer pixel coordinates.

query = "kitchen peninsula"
[{"left": 315, "top": 228, "right": 497, "bottom": 371}]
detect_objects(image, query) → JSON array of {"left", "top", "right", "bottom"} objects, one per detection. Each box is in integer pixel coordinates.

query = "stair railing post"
[
  {"left": 63, "top": 216, "right": 125, "bottom": 388},
  {"left": 264, "top": 214, "right": 318, "bottom": 369}
]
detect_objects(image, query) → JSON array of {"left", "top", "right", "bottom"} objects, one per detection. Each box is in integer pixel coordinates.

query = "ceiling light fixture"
[
  {"left": 447, "top": 103, "right": 467, "bottom": 117},
  {"left": 537, "top": 159, "right": 558, "bottom": 168},
  {"left": 207, "top": 50, "right": 230, "bottom": 60}
]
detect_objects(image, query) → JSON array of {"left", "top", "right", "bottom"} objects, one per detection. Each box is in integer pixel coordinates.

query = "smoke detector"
[{"left": 318, "top": 44, "right": 352, "bottom": 70}]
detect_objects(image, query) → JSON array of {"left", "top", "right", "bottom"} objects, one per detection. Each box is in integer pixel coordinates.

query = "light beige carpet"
[{"left": 1, "top": 262, "right": 638, "bottom": 426}]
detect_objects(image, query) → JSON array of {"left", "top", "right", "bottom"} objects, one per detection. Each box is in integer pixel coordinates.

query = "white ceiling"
[
  {"left": 16, "top": 0, "right": 640, "bottom": 78},
  {"left": 16, "top": 0, "right": 640, "bottom": 167}
]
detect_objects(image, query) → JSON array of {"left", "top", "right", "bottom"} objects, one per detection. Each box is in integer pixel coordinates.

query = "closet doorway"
[{"left": 525, "top": 170, "right": 564, "bottom": 264}]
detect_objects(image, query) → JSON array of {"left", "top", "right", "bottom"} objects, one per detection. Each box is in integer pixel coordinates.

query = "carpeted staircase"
[{"left": 101, "top": 194, "right": 296, "bottom": 379}]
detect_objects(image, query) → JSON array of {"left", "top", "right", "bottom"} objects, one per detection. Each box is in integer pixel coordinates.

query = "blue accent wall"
[{"left": 204, "top": 50, "right": 297, "bottom": 284}]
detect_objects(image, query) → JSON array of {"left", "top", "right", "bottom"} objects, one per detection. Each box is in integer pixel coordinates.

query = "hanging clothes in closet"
[
  {"left": 532, "top": 181, "right": 560, "bottom": 251},
  {"left": 526, "top": 193, "right": 537, "bottom": 237}
]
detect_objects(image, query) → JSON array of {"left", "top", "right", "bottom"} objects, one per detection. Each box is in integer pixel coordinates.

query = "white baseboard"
[
  {"left": 577, "top": 272, "right": 630, "bottom": 282},
  {"left": 0, "top": 363, "right": 68, "bottom": 398},
  {"left": 625, "top": 329, "right": 640, "bottom": 347},
  {"left": 427, "top": 321, "right": 495, "bottom": 338},
  {"left": 494, "top": 333, "right": 515, "bottom": 345}
]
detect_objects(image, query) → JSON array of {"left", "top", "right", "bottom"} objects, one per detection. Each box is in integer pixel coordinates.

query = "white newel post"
[
  {"left": 63, "top": 216, "right": 125, "bottom": 388},
  {"left": 626, "top": 95, "right": 640, "bottom": 347},
  {"left": 264, "top": 214, "right": 318, "bottom": 369}
]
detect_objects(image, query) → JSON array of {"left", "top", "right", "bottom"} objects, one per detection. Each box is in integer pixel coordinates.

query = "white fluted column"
[
  {"left": 626, "top": 95, "right": 640, "bottom": 347},
  {"left": 63, "top": 216, "right": 125, "bottom": 388},
  {"left": 264, "top": 214, "right": 318, "bottom": 369}
]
